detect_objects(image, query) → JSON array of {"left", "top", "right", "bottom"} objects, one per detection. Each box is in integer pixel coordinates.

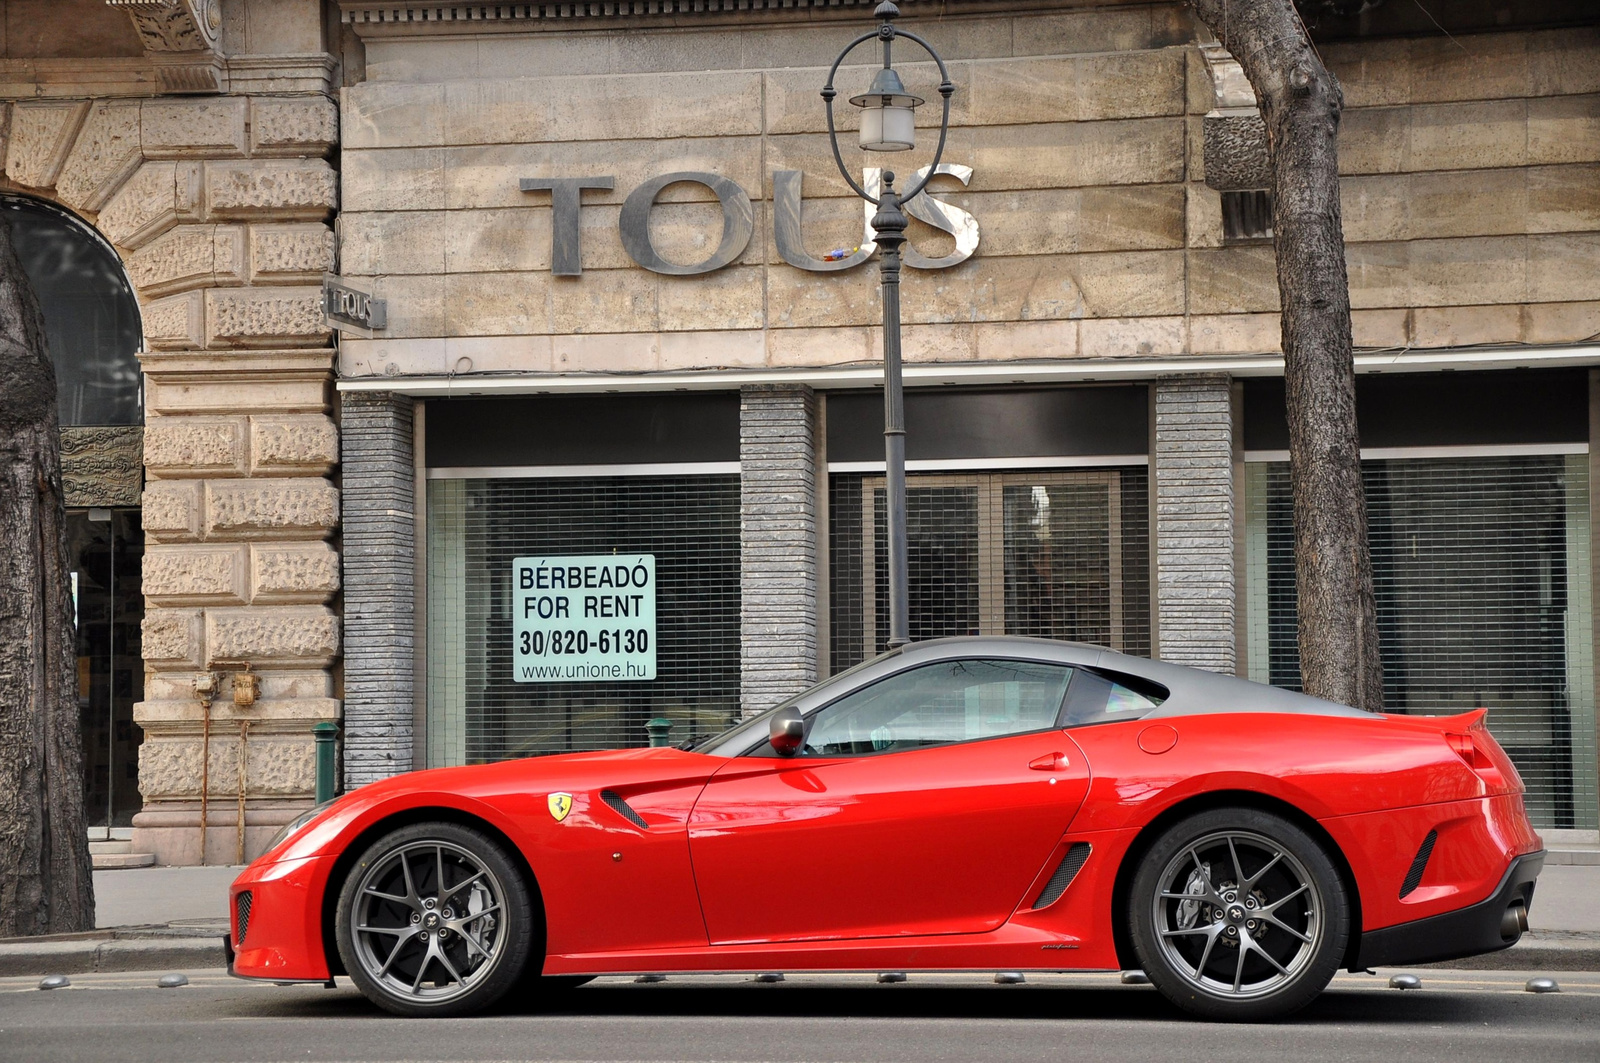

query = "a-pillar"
[
  {"left": 1153, "top": 375, "right": 1238, "bottom": 673},
  {"left": 739, "top": 385, "right": 821, "bottom": 717}
]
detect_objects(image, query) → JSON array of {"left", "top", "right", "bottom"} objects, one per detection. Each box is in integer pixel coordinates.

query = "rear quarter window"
[{"left": 1060, "top": 668, "right": 1168, "bottom": 729}]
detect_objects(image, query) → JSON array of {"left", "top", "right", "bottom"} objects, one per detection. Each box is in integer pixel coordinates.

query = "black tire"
[
  {"left": 1129, "top": 807, "right": 1348, "bottom": 1022},
  {"left": 335, "top": 821, "right": 534, "bottom": 1017}
]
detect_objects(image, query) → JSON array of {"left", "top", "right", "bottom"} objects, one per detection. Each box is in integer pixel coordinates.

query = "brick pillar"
[
  {"left": 740, "top": 385, "right": 820, "bottom": 716},
  {"left": 341, "top": 392, "right": 416, "bottom": 786},
  {"left": 1154, "top": 376, "right": 1237, "bottom": 673}
]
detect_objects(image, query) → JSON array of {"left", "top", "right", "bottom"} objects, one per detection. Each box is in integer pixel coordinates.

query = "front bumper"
[
  {"left": 227, "top": 853, "right": 337, "bottom": 983},
  {"left": 1352, "top": 850, "right": 1544, "bottom": 969}
]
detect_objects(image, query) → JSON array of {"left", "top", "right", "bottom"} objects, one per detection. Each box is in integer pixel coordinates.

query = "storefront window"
[
  {"left": 830, "top": 468, "right": 1151, "bottom": 670},
  {"left": 426, "top": 475, "right": 741, "bottom": 766},
  {"left": 1243, "top": 455, "right": 1598, "bottom": 830}
]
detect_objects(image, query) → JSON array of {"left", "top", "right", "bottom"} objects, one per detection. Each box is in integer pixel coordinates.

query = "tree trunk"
[
  {"left": 0, "top": 214, "right": 96, "bottom": 936},
  {"left": 1190, "top": 0, "right": 1383, "bottom": 710}
]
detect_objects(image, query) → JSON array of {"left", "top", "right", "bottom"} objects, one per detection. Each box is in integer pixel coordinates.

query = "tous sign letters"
[{"left": 520, "top": 166, "right": 979, "bottom": 277}]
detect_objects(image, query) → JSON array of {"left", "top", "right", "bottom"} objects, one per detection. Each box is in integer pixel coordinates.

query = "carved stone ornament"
[
  {"left": 107, "top": 0, "right": 221, "bottom": 51},
  {"left": 61, "top": 426, "right": 144, "bottom": 509},
  {"left": 1197, "top": 38, "right": 1270, "bottom": 192},
  {"left": 107, "top": 0, "right": 226, "bottom": 93}
]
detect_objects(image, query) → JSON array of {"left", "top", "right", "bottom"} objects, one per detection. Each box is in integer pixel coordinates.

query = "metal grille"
[
  {"left": 1032, "top": 842, "right": 1092, "bottom": 909},
  {"left": 234, "top": 890, "right": 252, "bottom": 946},
  {"left": 1222, "top": 190, "right": 1273, "bottom": 243},
  {"left": 1400, "top": 830, "right": 1437, "bottom": 899},
  {"left": 829, "top": 469, "right": 1151, "bottom": 671},
  {"left": 426, "top": 475, "right": 741, "bottom": 765},
  {"left": 601, "top": 789, "right": 649, "bottom": 829},
  {"left": 1244, "top": 455, "right": 1598, "bottom": 830}
]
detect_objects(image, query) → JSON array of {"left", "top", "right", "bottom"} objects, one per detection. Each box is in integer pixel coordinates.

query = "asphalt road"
[{"left": 2, "top": 969, "right": 1596, "bottom": 1063}]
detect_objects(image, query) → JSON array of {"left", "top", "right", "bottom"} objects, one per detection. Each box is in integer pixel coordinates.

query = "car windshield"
[{"left": 682, "top": 646, "right": 904, "bottom": 753}]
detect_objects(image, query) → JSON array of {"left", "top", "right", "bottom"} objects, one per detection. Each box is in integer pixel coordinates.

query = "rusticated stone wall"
[
  {"left": 1154, "top": 376, "right": 1235, "bottom": 674},
  {"left": 739, "top": 386, "right": 819, "bottom": 717},
  {"left": 338, "top": 10, "right": 1600, "bottom": 374},
  {"left": 1, "top": 46, "right": 341, "bottom": 863},
  {"left": 340, "top": 392, "right": 416, "bottom": 786}
]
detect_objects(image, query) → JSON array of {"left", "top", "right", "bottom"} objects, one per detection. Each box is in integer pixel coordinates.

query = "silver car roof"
[
  {"left": 699, "top": 636, "right": 1366, "bottom": 757},
  {"left": 895, "top": 636, "right": 1369, "bottom": 719}
]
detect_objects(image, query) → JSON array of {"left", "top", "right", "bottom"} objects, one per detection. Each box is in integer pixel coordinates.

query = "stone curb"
[{"left": 0, "top": 926, "right": 227, "bottom": 978}]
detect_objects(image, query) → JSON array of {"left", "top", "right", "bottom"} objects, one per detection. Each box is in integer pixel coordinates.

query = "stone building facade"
[
  {"left": 2, "top": 0, "right": 345, "bottom": 863},
  {"left": 333, "top": 0, "right": 1600, "bottom": 840},
  {"left": 4, "top": 0, "right": 1599, "bottom": 864}
]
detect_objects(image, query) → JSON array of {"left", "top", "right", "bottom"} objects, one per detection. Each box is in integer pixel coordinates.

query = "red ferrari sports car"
[{"left": 227, "top": 636, "right": 1543, "bottom": 1021}]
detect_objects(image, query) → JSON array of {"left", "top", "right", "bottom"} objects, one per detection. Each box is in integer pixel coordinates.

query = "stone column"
[
  {"left": 341, "top": 392, "right": 417, "bottom": 787},
  {"left": 739, "top": 385, "right": 820, "bottom": 717},
  {"left": 136, "top": 351, "right": 340, "bottom": 865},
  {"left": 1154, "top": 376, "right": 1237, "bottom": 673}
]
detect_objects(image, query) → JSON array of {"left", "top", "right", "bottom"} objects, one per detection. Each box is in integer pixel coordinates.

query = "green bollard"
[
  {"left": 645, "top": 718, "right": 674, "bottom": 748},
  {"left": 313, "top": 721, "right": 339, "bottom": 803}
]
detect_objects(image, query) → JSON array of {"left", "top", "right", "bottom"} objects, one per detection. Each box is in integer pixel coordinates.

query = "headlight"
[{"left": 264, "top": 798, "right": 336, "bottom": 854}]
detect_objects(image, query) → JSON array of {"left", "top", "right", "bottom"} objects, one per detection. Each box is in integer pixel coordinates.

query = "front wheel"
[
  {"left": 1129, "top": 808, "right": 1349, "bottom": 1021},
  {"left": 335, "top": 822, "right": 534, "bottom": 1017}
]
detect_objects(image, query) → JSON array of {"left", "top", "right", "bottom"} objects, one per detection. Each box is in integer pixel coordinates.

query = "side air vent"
[
  {"left": 1399, "top": 830, "right": 1438, "bottom": 898},
  {"left": 235, "top": 890, "right": 253, "bottom": 946},
  {"left": 600, "top": 789, "right": 648, "bottom": 829},
  {"left": 1032, "top": 843, "right": 1091, "bottom": 909}
]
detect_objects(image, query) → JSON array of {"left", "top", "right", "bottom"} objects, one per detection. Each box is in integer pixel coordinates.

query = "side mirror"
[{"left": 769, "top": 706, "right": 806, "bottom": 757}]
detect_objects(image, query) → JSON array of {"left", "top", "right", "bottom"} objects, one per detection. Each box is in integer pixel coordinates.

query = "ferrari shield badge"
[{"left": 547, "top": 792, "right": 574, "bottom": 822}]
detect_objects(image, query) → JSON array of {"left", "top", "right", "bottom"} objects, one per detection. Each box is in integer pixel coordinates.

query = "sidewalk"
[{"left": 1, "top": 860, "right": 1596, "bottom": 977}]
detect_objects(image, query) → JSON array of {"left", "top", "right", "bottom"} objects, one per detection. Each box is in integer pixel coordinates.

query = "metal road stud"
[
  {"left": 1525, "top": 977, "right": 1559, "bottom": 993},
  {"left": 877, "top": 972, "right": 907, "bottom": 983},
  {"left": 754, "top": 972, "right": 785, "bottom": 983},
  {"left": 995, "top": 972, "right": 1026, "bottom": 984},
  {"left": 1389, "top": 974, "right": 1422, "bottom": 990},
  {"left": 1120, "top": 970, "right": 1150, "bottom": 985},
  {"left": 157, "top": 974, "right": 189, "bottom": 989},
  {"left": 38, "top": 975, "right": 69, "bottom": 991},
  {"left": 634, "top": 974, "right": 667, "bottom": 983}
]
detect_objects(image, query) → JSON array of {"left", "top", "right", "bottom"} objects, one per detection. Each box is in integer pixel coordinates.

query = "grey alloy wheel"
[
  {"left": 1131, "top": 808, "right": 1347, "bottom": 1021},
  {"left": 1151, "top": 829, "right": 1322, "bottom": 999},
  {"left": 337, "top": 823, "right": 532, "bottom": 1016}
]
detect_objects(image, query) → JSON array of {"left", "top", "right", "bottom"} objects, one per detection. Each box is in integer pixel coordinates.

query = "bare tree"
[
  {"left": 0, "top": 214, "right": 96, "bottom": 935},
  {"left": 1190, "top": 0, "right": 1383, "bottom": 710}
]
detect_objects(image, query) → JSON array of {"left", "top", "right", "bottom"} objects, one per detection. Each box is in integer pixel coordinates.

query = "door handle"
[{"left": 1029, "top": 752, "right": 1069, "bottom": 771}]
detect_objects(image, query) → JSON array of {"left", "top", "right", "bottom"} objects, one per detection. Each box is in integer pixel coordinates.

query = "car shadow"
[
  {"left": 492, "top": 981, "right": 1518, "bottom": 1026},
  {"left": 233, "top": 980, "right": 1551, "bottom": 1028}
]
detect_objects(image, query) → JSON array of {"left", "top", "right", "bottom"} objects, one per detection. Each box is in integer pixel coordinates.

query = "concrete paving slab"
[
  {"left": 1527, "top": 864, "right": 1600, "bottom": 932},
  {"left": 91, "top": 865, "right": 239, "bottom": 929}
]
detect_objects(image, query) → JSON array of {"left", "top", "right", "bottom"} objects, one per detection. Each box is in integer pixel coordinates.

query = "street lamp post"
[{"left": 822, "top": 0, "right": 954, "bottom": 650}]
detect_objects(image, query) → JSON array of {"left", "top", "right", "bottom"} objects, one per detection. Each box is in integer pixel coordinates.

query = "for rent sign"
[{"left": 512, "top": 555, "right": 656, "bottom": 682}]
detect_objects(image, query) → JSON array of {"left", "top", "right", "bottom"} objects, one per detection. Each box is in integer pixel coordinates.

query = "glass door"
[
  {"left": 67, "top": 509, "right": 144, "bottom": 832},
  {"left": 830, "top": 469, "right": 1151, "bottom": 669}
]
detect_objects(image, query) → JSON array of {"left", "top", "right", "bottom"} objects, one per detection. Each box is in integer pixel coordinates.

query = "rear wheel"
[
  {"left": 1129, "top": 808, "right": 1348, "bottom": 1021},
  {"left": 336, "top": 822, "right": 533, "bottom": 1017}
]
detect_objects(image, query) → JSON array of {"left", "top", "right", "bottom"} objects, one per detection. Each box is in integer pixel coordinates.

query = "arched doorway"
[{"left": 2, "top": 195, "right": 144, "bottom": 836}]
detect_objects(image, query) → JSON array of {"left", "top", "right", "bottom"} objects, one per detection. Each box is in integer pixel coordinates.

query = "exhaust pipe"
[{"left": 1500, "top": 902, "right": 1528, "bottom": 941}]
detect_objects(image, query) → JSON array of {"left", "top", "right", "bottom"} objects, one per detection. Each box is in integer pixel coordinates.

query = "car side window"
[
  {"left": 800, "top": 659, "right": 1074, "bottom": 757},
  {"left": 1059, "top": 668, "right": 1167, "bottom": 729}
]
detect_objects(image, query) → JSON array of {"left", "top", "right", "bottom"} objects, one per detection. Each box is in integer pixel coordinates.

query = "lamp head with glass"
[{"left": 849, "top": 66, "right": 924, "bottom": 152}]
